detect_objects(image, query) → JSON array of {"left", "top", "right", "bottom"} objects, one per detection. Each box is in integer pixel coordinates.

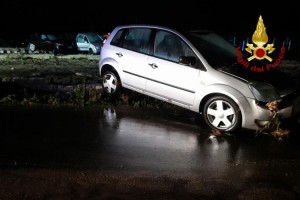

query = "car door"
[
  {"left": 76, "top": 34, "right": 89, "bottom": 52},
  {"left": 111, "top": 28, "right": 152, "bottom": 92},
  {"left": 145, "top": 30, "right": 201, "bottom": 107}
]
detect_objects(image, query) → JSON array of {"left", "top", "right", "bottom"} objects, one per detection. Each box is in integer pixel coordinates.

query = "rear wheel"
[
  {"left": 102, "top": 70, "right": 120, "bottom": 94},
  {"left": 53, "top": 48, "right": 59, "bottom": 55},
  {"left": 203, "top": 96, "right": 241, "bottom": 132},
  {"left": 26, "top": 43, "right": 36, "bottom": 53}
]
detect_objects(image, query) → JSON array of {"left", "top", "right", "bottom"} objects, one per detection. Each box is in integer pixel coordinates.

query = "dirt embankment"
[
  {"left": 0, "top": 54, "right": 104, "bottom": 106},
  {"left": 0, "top": 54, "right": 99, "bottom": 82}
]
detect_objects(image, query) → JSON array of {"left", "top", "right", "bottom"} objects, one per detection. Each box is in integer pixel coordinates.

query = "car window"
[
  {"left": 121, "top": 28, "right": 151, "bottom": 54},
  {"left": 47, "top": 34, "right": 57, "bottom": 41},
  {"left": 154, "top": 31, "right": 196, "bottom": 64},
  {"left": 41, "top": 34, "right": 47, "bottom": 40},
  {"left": 111, "top": 29, "right": 125, "bottom": 46},
  {"left": 76, "top": 35, "right": 84, "bottom": 43},
  {"left": 88, "top": 34, "right": 102, "bottom": 43},
  {"left": 186, "top": 32, "right": 237, "bottom": 69}
]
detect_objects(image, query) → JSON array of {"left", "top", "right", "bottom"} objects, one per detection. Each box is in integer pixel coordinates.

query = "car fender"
[
  {"left": 88, "top": 44, "right": 97, "bottom": 51},
  {"left": 99, "top": 57, "right": 123, "bottom": 79}
]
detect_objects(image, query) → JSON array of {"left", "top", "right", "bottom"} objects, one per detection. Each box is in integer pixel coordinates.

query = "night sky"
[{"left": 1, "top": 0, "right": 299, "bottom": 40}]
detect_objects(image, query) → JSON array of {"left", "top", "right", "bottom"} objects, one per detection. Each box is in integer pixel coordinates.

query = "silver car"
[
  {"left": 76, "top": 32, "right": 103, "bottom": 54},
  {"left": 99, "top": 25, "right": 300, "bottom": 132}
]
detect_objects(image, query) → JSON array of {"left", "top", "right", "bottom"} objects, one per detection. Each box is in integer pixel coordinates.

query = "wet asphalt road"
[
  {"left": 1, "top": 105, "right": 300, "bottom": 173},
  {"left": 1, "top": 105, "right": 300, "bottom": 199}
]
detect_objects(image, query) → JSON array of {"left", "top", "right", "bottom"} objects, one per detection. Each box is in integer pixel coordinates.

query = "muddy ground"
[
  {"left": 0, "top": 54, "right": 99, "bottom": 92},
  {"left": 0, "top": 54, "right": 119, "bottom": 110}
]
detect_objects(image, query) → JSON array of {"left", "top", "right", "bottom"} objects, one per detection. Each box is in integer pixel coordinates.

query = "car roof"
[
  {"left": 77, "top": 32, "right": 100, "bottom": 36},
  {"left": 113, "top": 24, "right": 177, "bottom": 31},
  {"left": 111, "top": 24, "right": 214, "bottom": 36}
]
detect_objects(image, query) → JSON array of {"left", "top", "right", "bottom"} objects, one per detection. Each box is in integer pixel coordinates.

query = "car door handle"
[
  {"left": 149, "top": 63, "right": 158, "bottom": 69},
  {"left": 116, "top": 52, "right": 123, "bottom": 57}
]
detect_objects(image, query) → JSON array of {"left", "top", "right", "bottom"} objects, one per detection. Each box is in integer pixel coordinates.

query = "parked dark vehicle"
[{"left": 25, "top": 33, "right": 78, "bottom": 55}]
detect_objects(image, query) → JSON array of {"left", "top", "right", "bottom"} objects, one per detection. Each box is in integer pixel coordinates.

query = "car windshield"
[
  {"left": 47, "top": 34, "right": 57, "bottom": 41},
  {"left": 185, "top": 31, "right": 239, "bottom": 69},
  {"left": 88, "top": 34, "right": 103, "bottom": 43}
]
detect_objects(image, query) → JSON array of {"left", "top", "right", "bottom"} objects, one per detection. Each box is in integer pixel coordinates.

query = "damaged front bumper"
[{"left": 241, "top": 94, "right": 300, "bottom": 131}]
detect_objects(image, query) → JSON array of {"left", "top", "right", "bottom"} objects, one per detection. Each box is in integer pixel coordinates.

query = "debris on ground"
[{"left": 256, "top": 100, "right": 290, "bottom": 140}]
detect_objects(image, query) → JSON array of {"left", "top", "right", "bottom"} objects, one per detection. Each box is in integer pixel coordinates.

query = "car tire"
[
  {"left": 26, "top": 43, "right": 36, "bottom": 53},
  {"left": 203, "top": 95, "right": 241, "bottom": 132},
  {"left": 53, "top": 50, "right": 58, "bottom": 55},
  {"left": 88, "top": 48, "right": 94, "bottom": 55},
  {"left": 52, "top": 47, "right": 59, "bottom": 56},
  {"left": 102, "top": 70, "right": 121, "bottom": 95}
]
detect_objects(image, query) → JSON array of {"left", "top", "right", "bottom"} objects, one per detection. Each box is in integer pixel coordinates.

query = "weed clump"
[{"left": 256, "top": 100, "right": 289, "bottom": 140}]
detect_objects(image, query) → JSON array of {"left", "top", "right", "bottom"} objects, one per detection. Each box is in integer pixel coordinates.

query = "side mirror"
[{"left": 179, "top": 56, "right": 197, "bottom": 66}]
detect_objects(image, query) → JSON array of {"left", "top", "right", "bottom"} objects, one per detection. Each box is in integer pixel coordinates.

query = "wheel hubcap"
[
  {"left": 206, "top": 100, "right": 236, "bottom": 130},
  {"left": 103, "top": 74, "right": 117, "bottom": 93},
  {"left": 29, "top": 44, "right": 35, "bottom": 51}
]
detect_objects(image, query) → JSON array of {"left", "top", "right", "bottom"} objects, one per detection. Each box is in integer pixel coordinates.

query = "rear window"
[
  {"left": 111, "top": 28, "right": 151, "bottom": 54},
  {"left": 111, "top": 30, "right": 125, "bottom": 46}
]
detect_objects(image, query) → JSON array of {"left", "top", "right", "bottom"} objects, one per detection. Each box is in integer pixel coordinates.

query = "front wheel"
[
  {"left": 203, "top": 96, "right": 241, "bottom": 132},
  {"left": 102, "top": 71, "right": 120, "bottom": 94}
]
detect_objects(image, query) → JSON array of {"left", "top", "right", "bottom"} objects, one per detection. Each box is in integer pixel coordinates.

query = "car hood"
[
  {"left": 219, "top": 65, "right": 299, "bottom": 97},
  {"left": 91, "top": 42, "right": 102, "bottom": 47}
]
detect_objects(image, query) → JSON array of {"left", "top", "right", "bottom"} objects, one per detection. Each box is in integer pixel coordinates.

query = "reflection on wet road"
[{"left": 1, "top": 105, "right": 300, "bottom": 177}]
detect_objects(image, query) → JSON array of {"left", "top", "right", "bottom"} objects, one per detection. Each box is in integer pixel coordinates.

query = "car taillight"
[{"left": 101, "top": 32, "right": 110, "bottom": 47}]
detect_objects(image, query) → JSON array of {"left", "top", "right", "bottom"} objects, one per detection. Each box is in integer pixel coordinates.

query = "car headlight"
[{"left": 248, "top": 81, "right": 281, "bottom": 102}]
